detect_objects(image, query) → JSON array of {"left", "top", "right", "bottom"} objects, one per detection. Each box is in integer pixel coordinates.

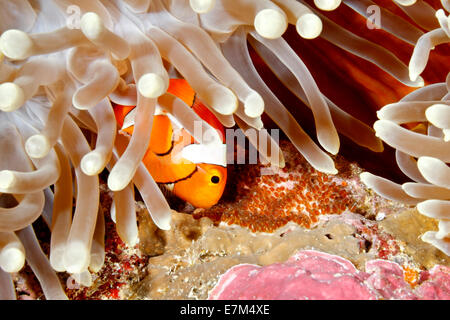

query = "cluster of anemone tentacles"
[
  {"left": 360, "top": 3, "right": 450, "bottom": 255},
  {"left": 0, "top": 0, "right": 448, "bottom": 300}
]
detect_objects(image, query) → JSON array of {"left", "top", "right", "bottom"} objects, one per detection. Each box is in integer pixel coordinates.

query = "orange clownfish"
[{"left": 113, "top": 79, "right": 227, "bottom": 208}]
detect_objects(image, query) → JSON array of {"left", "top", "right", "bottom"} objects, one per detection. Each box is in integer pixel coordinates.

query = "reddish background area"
[{"left": 250, "top": 0, "right": 450, "bottom": 183}]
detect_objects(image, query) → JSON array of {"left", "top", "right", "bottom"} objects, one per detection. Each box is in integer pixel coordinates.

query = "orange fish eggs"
[{"left": 194, "top": 143, "right": 355, "bottom": 233}]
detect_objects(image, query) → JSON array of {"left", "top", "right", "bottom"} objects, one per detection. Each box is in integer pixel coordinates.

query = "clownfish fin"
[
  {"left": 166, "top": 78, "right": 225, "bottom": 143},
  {"left": 192, "top": 97, "right": 225, "bottom": 143},
  {"left": 167, "top": 78, "right": 195, "bottom": 107}
]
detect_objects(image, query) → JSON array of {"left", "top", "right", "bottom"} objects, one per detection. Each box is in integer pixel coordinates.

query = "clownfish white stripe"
[{"left": 181, "top": 143, "right": 227, "bottom": 167}]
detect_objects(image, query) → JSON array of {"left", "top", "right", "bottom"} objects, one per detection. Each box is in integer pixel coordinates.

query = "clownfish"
[{"left": 113, "top": 79, "right": 227, "bottom": 208}]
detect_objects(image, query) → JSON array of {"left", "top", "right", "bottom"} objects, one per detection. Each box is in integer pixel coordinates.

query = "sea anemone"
[
  {"left": 0, "top": 0, "right": 448, "bottom": 300},
  {"left": 360, "top": 5, "right": 450, "bottom": 255}
]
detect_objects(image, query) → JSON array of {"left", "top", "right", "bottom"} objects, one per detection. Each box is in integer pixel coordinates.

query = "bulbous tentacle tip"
[
  {"left": 0, "top": 247, "right": 25, "bottom": 273},
  {"left": 373, "top": 120, "right": 388, "bottom": 137},
  {"left": 425, "top": 104, "right": 450, "bottom": 128},
  {"left": 359, "top": 172, "right": 372, "bottom": 186},
  {"left": 244, "top": 92, "right": 264, "bottom": 118},
  {"left": 0, "top": 29, "right": 33, "bottom": 60},
  {"left": 208, "top": 84, "right": 239, "bottom": 115},
  {"left": 296, "top": 13, "right": 323, "bottom": 39},
  {"left": 421, "top": 231, "right": 450, "bottom": 256},
  {"left": 314, "top": 0, "right": 342, "bottom": 11},
  {"left": 153, "top": 214, "right": 172, "bottom": 231},
  {"left": 393, "top": 0, "right": 417, "bottom": 6},
  {"left": 108, "top": 164, "right": 134, "bottom": 192},
  {"left": 80, "top": 12, "right": 105, "bottom": 40},
  {"left": 63, "top": 242, "right": 90, "bottom": 275},
  {"left": 189, "top": 0, "right": 216, "bottom": 14},
  {"left": 25, "top": 135, "right": 51, "bottom": 159},
  {"left": 254, "top": 9, "right": 288, "bottom": 40},
  {"left": 137, "top": 73, "right": 168, "bottom": 98},
  {"left": 0, "top": 170, "right": 15, "bottom": 191},
  {"left": 81, "top": 151, "right": 105, "bottom": 176},
  {"left": 0, "top": 82, "right": 25, "bottom": 112}
]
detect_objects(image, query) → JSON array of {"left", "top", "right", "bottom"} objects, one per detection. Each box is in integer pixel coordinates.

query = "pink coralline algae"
[{"left": 208, "top": 250, "right": 450, "bottom": 300}]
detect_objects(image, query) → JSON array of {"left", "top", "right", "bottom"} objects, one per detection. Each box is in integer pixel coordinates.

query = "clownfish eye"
[{"left": 211, "top": 175, "right": 220, "bottom": 184}]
